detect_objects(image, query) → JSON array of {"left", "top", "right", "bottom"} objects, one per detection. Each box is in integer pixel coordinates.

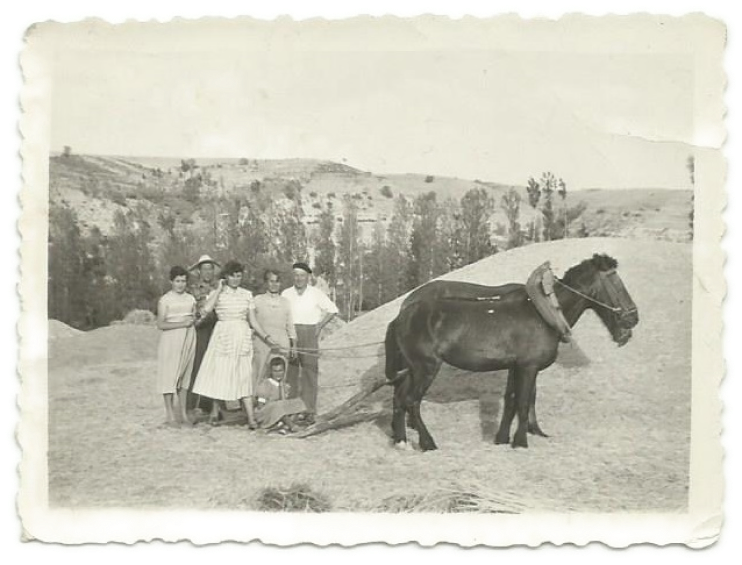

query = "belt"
[{"left": 294, "top": 323, "right": 318, "bottom": 327}]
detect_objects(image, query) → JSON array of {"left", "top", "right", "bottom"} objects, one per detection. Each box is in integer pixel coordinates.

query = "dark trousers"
[
  {"left": 187, "top": 322, "right": 215, "bottom": 411},
  {"left": 287, "top": 324, "right": 319, "bottom": 414}
]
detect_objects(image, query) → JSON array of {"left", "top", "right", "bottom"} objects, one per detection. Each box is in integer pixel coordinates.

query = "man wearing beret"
[{"left": 281, "top": 262, "right": 339, "bottom": 423}]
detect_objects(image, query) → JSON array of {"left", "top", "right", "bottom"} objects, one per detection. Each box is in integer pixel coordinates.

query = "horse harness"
[{"left": 555, "top": 268, "right": 636, "bottom": 318}]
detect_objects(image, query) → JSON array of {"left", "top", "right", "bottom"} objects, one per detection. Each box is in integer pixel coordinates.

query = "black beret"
[{"left": 292, "top": 262, "right": 312, "bottom": 274}]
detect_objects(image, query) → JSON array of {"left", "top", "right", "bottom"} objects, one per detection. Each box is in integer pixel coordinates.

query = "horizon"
[{"left": 49, "top": 150, "right": 693, "bottom": 192}]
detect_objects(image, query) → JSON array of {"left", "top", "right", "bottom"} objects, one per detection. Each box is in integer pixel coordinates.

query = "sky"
[{"left": 45, "top": 18, "right": 710, "bottom": 189}]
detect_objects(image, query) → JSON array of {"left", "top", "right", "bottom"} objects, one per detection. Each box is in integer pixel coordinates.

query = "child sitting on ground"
[{"left": 255, "top": 356, "right": 309, "bottom": 434}]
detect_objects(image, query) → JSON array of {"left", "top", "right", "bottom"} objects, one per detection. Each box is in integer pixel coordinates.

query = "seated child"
[{"left": 254, "top": 356, "right": 308, "bottom": 433}]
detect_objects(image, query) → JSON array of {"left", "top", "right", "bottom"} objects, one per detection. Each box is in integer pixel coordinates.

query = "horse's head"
[{"left": 561, "top": 254, "right": 639, "bottom": 346}]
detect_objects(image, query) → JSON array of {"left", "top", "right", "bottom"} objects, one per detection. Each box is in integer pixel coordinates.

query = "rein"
[{"left": 555, "top": 278, "right": 622, "bottom": 313}]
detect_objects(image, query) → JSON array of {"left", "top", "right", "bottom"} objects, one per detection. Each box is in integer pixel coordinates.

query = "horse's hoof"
[
  {"left": 511, "top": 439, "right": 529, "bottom": 449},
  {"left": 528, "top": 425, "right": 549, "bottom": 438},
  {"left": 394, "top": 441, "right": 411, "bottom": 451},
  {"left": 419, "top": 442, "right": 438, "bottom": 452},
  {"left": 494, "top": 435, "right": 510, "bottom": 445}
]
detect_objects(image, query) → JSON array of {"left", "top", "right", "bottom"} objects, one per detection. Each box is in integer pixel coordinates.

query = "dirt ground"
[{"left": 48, "top": 237, "right": 691, "bottom": 513}]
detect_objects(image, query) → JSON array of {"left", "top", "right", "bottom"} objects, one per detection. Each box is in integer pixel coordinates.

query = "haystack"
[{"left": 48, "top": 319, "right": 83, "bottom": 340}]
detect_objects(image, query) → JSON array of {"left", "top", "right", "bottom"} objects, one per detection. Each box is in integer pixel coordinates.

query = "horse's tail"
[{"left": 385, "top": 317, "right": 408, "bottom": 385}]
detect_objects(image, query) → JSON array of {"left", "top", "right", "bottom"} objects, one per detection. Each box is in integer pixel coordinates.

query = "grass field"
[{"left": 48, "top": 237, "right": 691, "bottom": 513}]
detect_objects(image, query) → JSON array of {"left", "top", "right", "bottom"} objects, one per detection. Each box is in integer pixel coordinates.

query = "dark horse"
[
  {"left": 384, "top": 254, "right": 639, "bottom": 451},
  {"left": 394, "top": 279, "right": 556, "bottom": 436}
]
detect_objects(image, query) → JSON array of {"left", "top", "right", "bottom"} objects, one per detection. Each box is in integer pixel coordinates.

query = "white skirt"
[{"left": 192, "top": 320, "right": 254, "bottom": 400}]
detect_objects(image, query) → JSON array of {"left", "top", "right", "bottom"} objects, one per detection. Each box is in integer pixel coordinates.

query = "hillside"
[
  {"left": 48, "top": 237, "right": 691, "bottom": 512},
  {"left": 49, "top": 153, "right": 693, "bottom": 245}
]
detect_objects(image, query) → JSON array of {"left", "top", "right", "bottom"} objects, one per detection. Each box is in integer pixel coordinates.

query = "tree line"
[
  {"left": 318, "top": 173, "right": 586, "bottom": 319},
  {"left": 49, "top": 170, "right": 586, "bottom": 329}
]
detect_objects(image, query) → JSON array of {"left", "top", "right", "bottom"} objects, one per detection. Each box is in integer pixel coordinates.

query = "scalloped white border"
[{"left": 2, "top": 1, "right": 742, "bottom": 563}]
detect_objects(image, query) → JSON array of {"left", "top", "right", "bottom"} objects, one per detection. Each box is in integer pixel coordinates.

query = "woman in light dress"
[
  {"left": 192, "top": 260, "right": 279, "bottom": 428},
  {"left": 252, "top": 269, "right": 297, "bottom": 386},
  {"left": 156, "top": 266, "right": 197, "bottom": 426}
]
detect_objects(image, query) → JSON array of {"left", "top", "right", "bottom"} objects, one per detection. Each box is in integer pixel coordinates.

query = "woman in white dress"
[
  {"left": 193, "top": 260, "right": 279, "bottom": 428},
  {"left": 156, "top": 266, "right": 196, "bottom": 426}
]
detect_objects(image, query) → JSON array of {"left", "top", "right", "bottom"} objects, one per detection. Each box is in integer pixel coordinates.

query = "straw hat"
[{"left": 188, "top": 254, "right": 221, "bottom": 271}]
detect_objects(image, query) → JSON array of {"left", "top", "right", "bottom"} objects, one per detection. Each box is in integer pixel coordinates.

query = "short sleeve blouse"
[{"left": 214, "top": 286, "right": 255, "bottom": 322}]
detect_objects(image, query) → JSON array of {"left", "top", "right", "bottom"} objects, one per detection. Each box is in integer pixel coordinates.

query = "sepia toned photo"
[{"left": 18, "top": 14, "right": 726, "bottom": 546}]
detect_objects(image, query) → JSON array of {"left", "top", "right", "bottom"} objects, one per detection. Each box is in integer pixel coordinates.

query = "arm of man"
[{"left": 314, "top": 289, "right": 339, "bottom": 337}]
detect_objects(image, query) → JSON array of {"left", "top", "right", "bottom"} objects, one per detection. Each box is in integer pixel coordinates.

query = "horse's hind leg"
[
  {"left": 391, "top": 374, "right": 411, "bottom": 448},
  {"left": 495, "top": 368, "right": 517, "bottom": 445},
  {"left": 408, "top": 360, "right": 442, "bottom": 452},
  {"left": 527, "top": 382, "right": 549, "bottom": 437}
]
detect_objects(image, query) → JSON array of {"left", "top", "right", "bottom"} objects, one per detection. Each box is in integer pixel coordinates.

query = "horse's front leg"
[
  {"left": 527, "top": 382, "right": 549, "bottom": 437},
  {"left": 495, "top": 368, "right": 517, "bottom": 444},
  {"left": 512, "top": 366, "right": 539, "bottom": 448}
]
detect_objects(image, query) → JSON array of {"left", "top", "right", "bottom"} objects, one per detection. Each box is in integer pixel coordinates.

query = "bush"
[
  {"left": 117, "top": 309, "right": 156, "bottom": 325},
  {"left": 380, "top": 185, "right": 393, "bottom": 198},
  {"left": 424, "top": 175, "right": 435, "bottom": 183},
  {"left": 255, "top": 483, "right": 331, "bottom": 512}
]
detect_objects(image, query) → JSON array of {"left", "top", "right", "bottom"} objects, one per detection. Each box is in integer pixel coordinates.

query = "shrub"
[
  {"left": 380, "top": 185, "right": 393, "bottom": 198},
  {"left": 424, "top": 175, "right": 435, "bottom": 183},
  {"left": 255, "top": 483, "right": 331, "bottom": 512},
  {"left": 120, "top": 309, "right": 156, "bottom": 325}
]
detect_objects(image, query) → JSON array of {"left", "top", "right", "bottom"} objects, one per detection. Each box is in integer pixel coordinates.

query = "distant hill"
[{"left": 49, "top": 152, "right": 693, "bottom": 246}]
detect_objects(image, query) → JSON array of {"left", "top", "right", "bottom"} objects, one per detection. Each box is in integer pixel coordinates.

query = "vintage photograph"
[{"left": 18, "top": 14, "right": 725, "bottom": 546}]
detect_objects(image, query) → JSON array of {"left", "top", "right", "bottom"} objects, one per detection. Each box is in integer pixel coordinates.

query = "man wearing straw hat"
[
  {"left": 187, "top": 254, "right": 221, "bottom": 413},
  {"left": 281, "top": 262, "right": 339, "bottom": 423}
]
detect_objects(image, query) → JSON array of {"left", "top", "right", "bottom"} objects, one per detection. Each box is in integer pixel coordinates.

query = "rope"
[
  {"left": 260, "top": 339, "right": 386, "bottom": 360},
  {"left": 555, "top": 280, "right": 621, "bottom": 312},
  {"left": 296, "top": 340, "right": 384, "bottom": 352}
]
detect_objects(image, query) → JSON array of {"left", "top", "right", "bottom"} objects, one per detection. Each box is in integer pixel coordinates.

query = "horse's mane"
[{"left": 561, "top": 253, "right": 618, "bottom": 284}]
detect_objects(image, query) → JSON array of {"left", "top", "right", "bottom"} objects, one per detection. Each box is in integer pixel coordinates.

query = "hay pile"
[
  {"left": 369, "top": 480, "right": 559, "bottom": 514},
  {"left": 113, "top": 309, "right": 157, "bottom": 326},
  {"left": 48, "top": 319, "right": 83, "bottom": 340},
  {"left": 255, "top": 483, "right": 332, "bottom": 512}
]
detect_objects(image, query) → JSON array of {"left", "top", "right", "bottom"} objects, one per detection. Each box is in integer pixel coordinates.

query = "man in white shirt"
[{"left": 281, "top": 262, "right": 339, "bottom": 422}]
